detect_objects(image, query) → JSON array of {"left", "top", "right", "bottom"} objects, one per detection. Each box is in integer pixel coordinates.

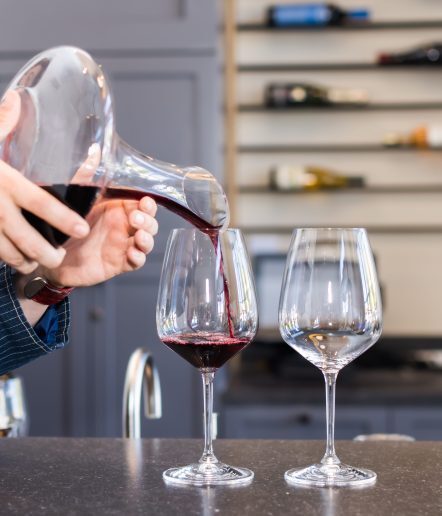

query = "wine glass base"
[
  {"left": 285, "top": 463, "right": 376, "bottom": 488},
  {"left": 163, "top": 462, "right": 254, "bottom": 487}
]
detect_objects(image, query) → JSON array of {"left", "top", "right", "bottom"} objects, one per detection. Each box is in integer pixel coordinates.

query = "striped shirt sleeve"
[{"left": 0, "top": 264, "right": 70, "bottom": 375}]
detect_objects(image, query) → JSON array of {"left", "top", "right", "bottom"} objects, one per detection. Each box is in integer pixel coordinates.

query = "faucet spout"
[{"left": 122, "top": 348, "right": 162, "bottom": 438}]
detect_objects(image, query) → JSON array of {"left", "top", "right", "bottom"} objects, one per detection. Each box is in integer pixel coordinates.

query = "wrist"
[
  {"left": 37, "top": 267, "right": 66, "bottom": 289},
  {"left": 15, "top": 267, "right": 74, "bottom": 306}
]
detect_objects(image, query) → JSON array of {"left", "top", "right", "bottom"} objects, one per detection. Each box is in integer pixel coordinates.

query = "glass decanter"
[{"left": 0, "top": 46, "right": 229, "bottom": 244}]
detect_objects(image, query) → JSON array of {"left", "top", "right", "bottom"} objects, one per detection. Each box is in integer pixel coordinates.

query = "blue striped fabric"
[{"left": 0, "top": 264, "right": 70, "bottom": 375}]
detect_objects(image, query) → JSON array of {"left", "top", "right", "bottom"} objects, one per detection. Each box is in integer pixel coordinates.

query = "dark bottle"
[
  {"left": 265, "top": 83, "right": 369, "bottom": 108},
  {"left": 378, "top": 42, "right": 442, "bottom": 65},
  {"left": 267, "top": 3, "right": 370, "bottom": 27}
]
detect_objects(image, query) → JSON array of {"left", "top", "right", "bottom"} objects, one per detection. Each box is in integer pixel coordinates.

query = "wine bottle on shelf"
[
  {"left": 267, "top": 3, "right": 370, "bottom": 27},
  {"left": 265, "top": 83, "right": 369, "bottom": 108},
  {"left": 269, "top": 165, "right": 365, "bottom": 191},
  {"left": 378, "top": 43, "right": 442, "bottom": 65},
  {"left": 383, "top": 126, "right": 442, "bottom": 149}
]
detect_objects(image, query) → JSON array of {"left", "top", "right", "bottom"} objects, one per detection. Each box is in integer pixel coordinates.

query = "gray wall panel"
[{"left": 0, "top": 0, "right": 216, "bottom": 53}]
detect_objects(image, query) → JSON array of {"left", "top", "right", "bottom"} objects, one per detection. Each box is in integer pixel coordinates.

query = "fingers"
[
  {"left": 0, "top": 234, "right": 37, "bottom": 274},
  {"left": 126, "top": 246, "right": 147, "bottom": 270},
  {"left": 125, "top": 230, "right": 155, "bottom": 271},
  {"left": 0, "top": 163, "right": 90, "bottom": 239},
  {"left": 129, "top": 210, "right": 158, "bottom": 236},
  {"left": 0, "top": 90, "right": 21, "bottom": 141},
  {"left": 126, "top": 197, "right": 157, "bottom": 270},
  {"left": 139, "top": 196, "right": 157, "bottom": 217},
  {"left": 134, "top": 230, "right": 155, "bottom": 254},
  {"left": 3, "top": 209, "right": 67, "bottom": 269}
]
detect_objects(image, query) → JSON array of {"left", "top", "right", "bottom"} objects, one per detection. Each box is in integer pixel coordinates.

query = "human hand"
[
  {"left": 0, "top": 90, "right": 90, "bottom": 274},
  {"left": 39, "top": 195, "right": 158, "bottom": 287}
]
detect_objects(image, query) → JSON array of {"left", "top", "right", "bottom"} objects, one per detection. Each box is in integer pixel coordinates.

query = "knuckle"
[
  {"left": 131, "top": 251, "right": 145, "bottom": 267},
  {"left": 23, "top": 245, "right": 40, "bottom": 261},
  {"left": 43, "top": 253, "right": 63, "bottom": 269},
  {"left": 146, "top": 234, "right": 155, "bottom": 253},
  {"left": 30, "top": 194, "right": 48, "bottom": 214},
  {"left": 149, "top": 202, "right": 158, "bottom": 217},
  {"left": 149, "top": 217, "right": 159, "bottom": 235},
  {"left": 12, "top": 234, "right": 28, "bottom": 252},
  {"left": 8, "top": 255, "right": 25, "bottom": 270},
  {"left": 0, "top": 166, "right": 12, "bottom": 189},
  {"left": 19, "top": 261, "right": 38, "bottom": 275},
  {"left": 13, "top": 235, "right": 41, "bottom": 261}
]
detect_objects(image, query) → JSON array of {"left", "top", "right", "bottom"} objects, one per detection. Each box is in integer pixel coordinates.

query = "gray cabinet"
[
  {"left": 223, "top": 404, "right": 442, "bottom": 441},
  {"left": 223, "top": 406, "right": 389, "bottom": 440},
  {"left": 0, "top": 2, "right": 220, "bottom": 437},
  {"left": 392, "top": 409, "right": 442, "bottom": 441},
  {"left": 0, "top": 0, "right": 216, "bottom": 53}
]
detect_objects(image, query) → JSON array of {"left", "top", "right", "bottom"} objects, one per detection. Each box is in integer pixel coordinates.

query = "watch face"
[{"left": 24, "top": 277, "right": 46, "bottom": 299}]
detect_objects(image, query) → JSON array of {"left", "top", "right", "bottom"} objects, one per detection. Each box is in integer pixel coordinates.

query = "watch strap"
[{"left": 24, "top": 277, "right": 74, "bottom": 305}]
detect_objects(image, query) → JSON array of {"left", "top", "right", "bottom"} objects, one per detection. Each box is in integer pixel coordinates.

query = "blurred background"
[{"left": 1, "top": 0, "right": 442, "bottom": 440}]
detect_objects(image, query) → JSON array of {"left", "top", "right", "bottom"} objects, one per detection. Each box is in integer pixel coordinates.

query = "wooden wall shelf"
[
  {"left": 237, "top": 144, "right": 434, "bottom": 153},
  {"left": 238, "top": 185, "right": 442, "bottom": 194},
  {"left": 238, "top": 21, "right": 442, "bottom": 32},
  {"left": 238, "top": 63, "right": 442, "bottom": 72},
  {"left": 238, "top": 102, "right": 442, "bottom": 112},
  {"left": 241, "top": 225, "right": 442, "bottom": 235}
]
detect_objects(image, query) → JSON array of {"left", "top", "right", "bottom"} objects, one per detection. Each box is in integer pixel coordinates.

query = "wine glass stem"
[
  {"left": 199, "top": 369, "right": 218, "bottom": 465},
  {"left": 321, "top": 371, "right": 340, "bottom": 467}
]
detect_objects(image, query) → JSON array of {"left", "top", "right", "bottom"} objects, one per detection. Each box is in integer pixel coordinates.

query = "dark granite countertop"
[{"left": 0, "top": 438, "right": 440, "bottom": 515}]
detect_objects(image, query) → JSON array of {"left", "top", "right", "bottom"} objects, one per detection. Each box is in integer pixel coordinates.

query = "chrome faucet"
[
  {"left": 122, "top": 348, "right": 162, "bottom": 438},
  {"left": 0, "top": 374, "right": 28, "bottom": 437}
]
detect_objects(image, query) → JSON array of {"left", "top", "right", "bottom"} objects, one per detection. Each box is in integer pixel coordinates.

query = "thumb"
[{"left": 0, "top": 90, "right": 21, "bottom": 142}]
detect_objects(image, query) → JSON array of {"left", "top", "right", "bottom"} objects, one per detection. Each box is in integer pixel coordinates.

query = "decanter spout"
[{"left": 109, "top": 137, "right": 230, "bottom": 231}]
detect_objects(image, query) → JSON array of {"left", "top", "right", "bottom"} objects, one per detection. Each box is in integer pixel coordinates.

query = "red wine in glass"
[{"left": 162, "top": 334, "right": 250, "bottom": 369}]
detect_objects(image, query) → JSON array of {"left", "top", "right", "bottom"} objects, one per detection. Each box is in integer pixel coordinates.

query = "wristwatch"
[{"left": 24, "top": 277, "right": 74, "bottom": 305}]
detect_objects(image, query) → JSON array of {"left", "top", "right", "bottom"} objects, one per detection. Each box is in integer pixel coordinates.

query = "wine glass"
[
  {"left": 279, "top": 228, "right": 382, "bottom": 487},
  {"left": 156, "top": 228, "right": 258, "bottom": 486}
]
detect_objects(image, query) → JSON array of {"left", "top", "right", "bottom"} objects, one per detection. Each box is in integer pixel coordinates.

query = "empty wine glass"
[
  {"left": 157, "top": 228, "right": 258, "bottom": 486},
  {"left": 279, "top": 228, "right": 382, "bottom": 487}
]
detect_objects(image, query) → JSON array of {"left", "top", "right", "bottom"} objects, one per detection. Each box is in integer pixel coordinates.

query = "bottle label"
[
  {"left": 327, "top": 88, "right": 369, "bottom": 104},
  {"left": 272, "top": 166, "right": 315, "bottom": 190},
  {"left": 270, "top": 5, "right": 331, "bottom": 26},
  {"left": 427, "top": 126, "right": 442, "bottom": 148}
]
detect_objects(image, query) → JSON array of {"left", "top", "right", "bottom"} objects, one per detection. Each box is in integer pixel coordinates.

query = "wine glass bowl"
[
  {"left": 279, "top": 228, "right": 382, "bottom": 487},
  {"left": 157, "top": 228, "right": 258, "bottom": 486}
]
